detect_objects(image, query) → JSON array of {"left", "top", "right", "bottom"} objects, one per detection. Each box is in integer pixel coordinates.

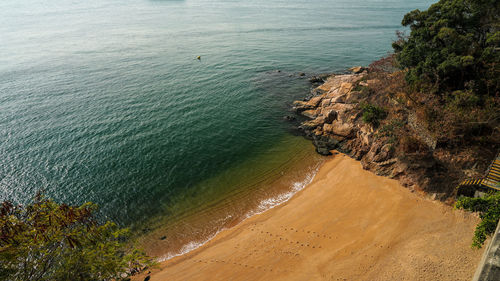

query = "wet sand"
[{"left": 135, "top": 153, "right": 484, "bottom": 281}]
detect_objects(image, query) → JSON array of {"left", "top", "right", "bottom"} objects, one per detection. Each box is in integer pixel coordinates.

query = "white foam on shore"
[
  {"left": 157, "top": 230, "right": 221, "bottom": 262},
  {"left": 244, "top": 167, "right": 319, "bottom": 218},
  {"left": 157, "top": 167, "right": 320, "bottom": 262}
]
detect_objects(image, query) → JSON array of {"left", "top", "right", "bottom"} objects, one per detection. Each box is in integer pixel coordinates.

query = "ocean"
[{"left": 0, "top": 0, "right": 434, "bottom": 257}]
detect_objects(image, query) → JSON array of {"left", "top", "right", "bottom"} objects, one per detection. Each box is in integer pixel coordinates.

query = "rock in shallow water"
[
  {"left": 349, "top": 66, "right": 366, "bottom": 74},
  {"left": 301, "top": 109, "right": 319, "bottom": 119}
]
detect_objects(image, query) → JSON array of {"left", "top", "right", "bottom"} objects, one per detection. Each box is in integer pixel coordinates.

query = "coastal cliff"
[{"left": 292, "top": 66, "right": 498, "bottom": 201}]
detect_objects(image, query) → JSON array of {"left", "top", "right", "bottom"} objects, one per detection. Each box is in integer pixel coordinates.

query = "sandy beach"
[{"left": 135, "top": 153, "right": 484, "bottom": 281}]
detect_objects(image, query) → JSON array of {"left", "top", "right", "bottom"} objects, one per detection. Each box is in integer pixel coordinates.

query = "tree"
[
  {"left": 0, "top": 193, "right": 152, "bottom": 281},
  {"left": 392, "top": 0, "right": 500, "bottom": 96}
]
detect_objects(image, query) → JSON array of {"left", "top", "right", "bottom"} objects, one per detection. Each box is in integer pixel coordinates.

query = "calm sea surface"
[{"left": 0, "top": 0, "right": 434, "bottom": 256}]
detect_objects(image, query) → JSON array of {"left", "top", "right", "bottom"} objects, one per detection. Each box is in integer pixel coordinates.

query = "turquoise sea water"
[{"left": 0, "top": 0, "right": 434, "bottom": 256}]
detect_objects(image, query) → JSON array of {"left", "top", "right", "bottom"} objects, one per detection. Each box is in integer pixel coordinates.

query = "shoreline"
[
  {"left": 155, "top": 165, "right": 321, "bottom": 263},
  {"left": 152, "top": 164, "right": 322, "bottom": 263},
  {"left": 136, "top": 136, "right": 324, "bottom": 259},
  {"left": 134, "top": 152, "right": 484, "bottom": 281}
]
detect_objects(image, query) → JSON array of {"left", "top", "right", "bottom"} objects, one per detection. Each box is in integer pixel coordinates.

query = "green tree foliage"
[
  {"left": 455, "top": 192, "right": 500, "bottom": 248},
  {"left": 392, "top": 0, "right": 500, "bottom": 95},
  {"left": 361, "top": 103, "right": 387, "bottom": 127},
  {"left": 0, "top": 194, "right": 152, "bottom": 281}
]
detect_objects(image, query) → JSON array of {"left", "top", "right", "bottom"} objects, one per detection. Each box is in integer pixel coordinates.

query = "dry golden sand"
[{"left": 135, "top": 153, "right": 484, "bottom": 281}]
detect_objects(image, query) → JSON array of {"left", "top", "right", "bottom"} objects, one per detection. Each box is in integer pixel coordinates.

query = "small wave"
[
  {"left": 157, "top": 213, "right": 234, "bottom": 262},
  {"left": 245, "top": 167, "right": 318, "bottom": 217},
  {"left": 157, "top": 230, "right": 220, "bottom": 262},
  {"left": 157, "top": 166, "right": 319, "bottom": 262}
]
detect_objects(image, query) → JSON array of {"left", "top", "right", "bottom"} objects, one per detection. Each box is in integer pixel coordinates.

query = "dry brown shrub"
[
  {"left": 366, "top": 55, "right": 408, "bottom": 103},
  {"left": 398, "top": 135, "right": 428, "bottom": 154}
]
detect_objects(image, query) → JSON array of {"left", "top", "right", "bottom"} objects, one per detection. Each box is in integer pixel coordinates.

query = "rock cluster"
[
  {"left": 293, "top": 73, "right": 368, "bottom": 156},
  {"left": 292, "top": 68, "right": 497, "bottom": 201},
  {"left": 293, "top": 71, "right": 438, "bottom": 196}
]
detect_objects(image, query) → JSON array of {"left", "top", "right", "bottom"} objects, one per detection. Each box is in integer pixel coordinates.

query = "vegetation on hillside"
[
  {"left": 392, "top": 0, "right": 499, "bottom": 96},
  {"left": 361, "top": 103, "right": 387, "bottom": 127},
  {"left": 386, "top": 0, "right": 499, "bottom": 247},
  {"left": 337, "top": 0, "right": 498, "bottom": 207},
  {"left": 456, "top": 192, "right": 500, "bottom": 248},
  {"left": 0, "top": 193, "right": 153, "bottom": 281},
  {"left": 354, "top": 0, "right": 499, "bottom": 154},
  {"left": 390, "top": 0, "right": 500, "bottom": 145}
]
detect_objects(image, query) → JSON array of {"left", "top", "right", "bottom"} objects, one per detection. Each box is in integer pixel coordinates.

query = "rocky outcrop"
[
  {"left": 292, "top": 66, "right": 498, "bottom": 201},
  {"left": 294, "top": 73, "right": 366, "bottom": 154},
  {"left": 292, "top": 71, "right": 444, "bottom": 197}
]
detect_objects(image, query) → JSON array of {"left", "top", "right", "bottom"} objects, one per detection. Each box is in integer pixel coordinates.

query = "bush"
[
  {"left": 398, "top": 135, "right": 427, "bottom": 154},
  {"left": 376, "top": 119, "right": 405, "bottom": 144},
  {"left": 368, "top": 54, "right": 399, "bottom": 73},
  {"left": 446, "top": 90, "right": 480, "bottom": 109},
  {"left": 455, "top": 192, "right": 500, "bottom": 248},
  {"left": 361, "top": 103, "right": 387, "bottom": 127},
  {"left": 0, "top": 193, "right": 153, "bottom": 281}
]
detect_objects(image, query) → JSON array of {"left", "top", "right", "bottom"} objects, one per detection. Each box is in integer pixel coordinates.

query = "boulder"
[
  {"left": 346, "top": 90, "right": 361, "bottom": 103},
  {"left": 321, "top": 98, "right": 332, "bottom": 107},
  {"left": 323, "top": 121, "right": 353, "bottom": 137},
  {"left": 359, "top": 81, "right": 369, "bottom": 87},
  {"left": 338, "top": 82, "right": 354, "bottom": 95},
  {"left": 349, "top": 66, "right": 366, "bottom": 74},
  {"left": 332, "top": 94, "right": 347, "bottom": 103},
  {"left": 326, "top": 88, "right": 341, "bottom": 99},
  {"left": 316, "top": 146, "right": 332, "bottom": 156},
  {"left": 324, "top": 109, "right": 337, "bottom": 124},
  {"left": 293, "top": 100, "right": 308, "bottom": 106},
  {"left": 327, "top": 103, "right": 354, "bottom": 120},
  {"left": 306, "top": 96, "right": 323, "bottom": 107},
  {"left": 372, "top": 143, "right": 393, "bottom": 162},
  {"left": 299, "top": 118, "right": 324, "bottom": 130},
  {"left": 358, "top": 126, "right": 373, "bottom": 146},
  {"left": 313, "top": 127, "right": 323, "bottom": 136},
  {"left": 317, "top": 76, "right": 340, "bottom": 93},
  {"left": 292, "top": 100, "right": 314, "bottom": 112},
  {"left": 301, "top": 109, "right": 319, "bottom": 119},
  {"left": 309, "top": 76, "right": 324, "bottom": 83},
  {"left": 312, "top": 134, "right": 341, "bottom": 156}
]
